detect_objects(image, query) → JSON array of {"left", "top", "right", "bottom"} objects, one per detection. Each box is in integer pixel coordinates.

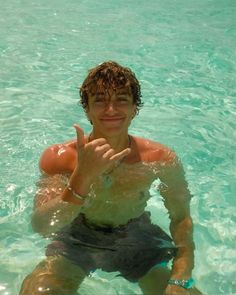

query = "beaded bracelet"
[
  {"left": 168, "top": 278, "right": 194, "bottom": 289},
  {"left": 67, "top": 185, "right": 87, "bottom": 201}
]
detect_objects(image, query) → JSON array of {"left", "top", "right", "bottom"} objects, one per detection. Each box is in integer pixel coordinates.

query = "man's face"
[{"left": 86, "top": 86, "right": 136, "bottom": 136}]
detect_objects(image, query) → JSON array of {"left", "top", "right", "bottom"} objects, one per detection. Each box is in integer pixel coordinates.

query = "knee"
[
  {"left": 19, "top": 273, "right": 44, "bottom": 295},
  {"left": 19, "top": 257, "right": 85, "bottom": 295},
  {"left": 19, "top": 272, "right": 79, "bottom": 295}
]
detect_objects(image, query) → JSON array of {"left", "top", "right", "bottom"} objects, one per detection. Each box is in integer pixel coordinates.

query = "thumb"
[{"left": 73, "top": 124, "right": 85, "bottom": 149}]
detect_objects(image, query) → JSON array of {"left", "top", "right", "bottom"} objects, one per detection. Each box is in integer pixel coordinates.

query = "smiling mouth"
[
  {"left": 100, "top": 117, "right": 124, "bottom": 122},
  {"left": 100, "top": 117, "right": 125, "bottom": 126}
]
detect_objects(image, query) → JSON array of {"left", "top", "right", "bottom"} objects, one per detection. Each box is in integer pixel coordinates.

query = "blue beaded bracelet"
[{"left": 168, "top": 278, "right": 194, "bottom": 289}]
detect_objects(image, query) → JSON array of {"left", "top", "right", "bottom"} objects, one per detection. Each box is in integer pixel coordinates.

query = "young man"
[{"left": 20, "top": 61, "right": 202, "bottom": 295}]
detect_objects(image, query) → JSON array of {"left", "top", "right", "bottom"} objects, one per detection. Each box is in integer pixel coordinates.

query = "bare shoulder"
[
  {"left": 131, "top": 135, "right": 176, "bottom": 163},
  {"left": 39, "top": 139, "right": 77, "bottom": 175}
]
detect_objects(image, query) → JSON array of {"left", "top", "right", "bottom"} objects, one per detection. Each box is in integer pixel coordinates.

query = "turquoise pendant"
[{"left": 102, "top": 174, "right": 113, "bottom": 188}]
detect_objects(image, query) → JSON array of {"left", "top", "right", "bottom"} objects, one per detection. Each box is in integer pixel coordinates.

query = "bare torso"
[
  {"left": 80, "top": 162, "right": 157, "bottom": 227},
  {"left": 39, "top": 135, "right": 174, "bottom": 228}
]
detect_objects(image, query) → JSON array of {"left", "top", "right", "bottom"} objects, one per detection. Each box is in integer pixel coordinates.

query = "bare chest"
[
  {"left": 94, "top": 163, "right": 155, "bottom": 196},
  {"left": 80, "top": 163, "right": 159, "bottom": 226}
]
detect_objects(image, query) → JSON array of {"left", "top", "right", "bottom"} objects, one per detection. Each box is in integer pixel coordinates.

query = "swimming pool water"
[{"left": 0, "top": 0, "right": 235, "bottom": 294}]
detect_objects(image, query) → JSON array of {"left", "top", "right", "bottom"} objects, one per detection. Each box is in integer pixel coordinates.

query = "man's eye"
[
  {"left": 117, "top": 96, "right": 128, "bottom": 101},
  {"left": 117, "top": 97, "right": 129, "bottom": 104},
  {"left": 94, "top": 98, "right": 105, "bottom": 103}
]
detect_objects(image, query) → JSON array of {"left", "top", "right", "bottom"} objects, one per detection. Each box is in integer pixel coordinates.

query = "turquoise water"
[{"left": 0, "top": 0, "right": 235, "bottom": 294}]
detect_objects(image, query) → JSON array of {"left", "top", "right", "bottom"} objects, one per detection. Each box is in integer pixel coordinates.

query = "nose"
[{"left": 105, "top": 101, "right": 116, "bottom": 114}]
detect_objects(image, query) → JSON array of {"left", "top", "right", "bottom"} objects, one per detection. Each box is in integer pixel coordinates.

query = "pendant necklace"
[{"left": 88, "top": 134, "right": 132, "bottom": 188}]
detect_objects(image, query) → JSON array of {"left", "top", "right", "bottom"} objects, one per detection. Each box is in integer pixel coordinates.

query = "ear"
[
  {"left": 132, "top": 107, "right": 137, "bottom": 118},
  {"left": 85, "top": 110, "right": 91, "bottom": 122},
  {"left": 85, "top": 107, "right": 93, "bottom": 125}
]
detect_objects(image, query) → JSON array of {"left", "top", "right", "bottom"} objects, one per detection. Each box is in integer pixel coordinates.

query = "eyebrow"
[
  {"left": 91, "top": 92, "right": 106, "bottom": 97},
  {"left": 90, "top": 89, "right": 130, "bottom": 97},
  {"left": 116, "top": 89, "right": 130, "bottom": 95},
  {"left": 116, "top": 92, "right": 128, "bottom": 95}
]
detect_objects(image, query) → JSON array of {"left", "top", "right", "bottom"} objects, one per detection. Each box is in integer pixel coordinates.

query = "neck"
[{"left": 89, "top": 131, "right": 131, "bottom": 153}]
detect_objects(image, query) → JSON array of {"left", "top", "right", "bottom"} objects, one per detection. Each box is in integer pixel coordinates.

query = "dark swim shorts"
[{"left": 46, "top": 212, "right": 177, "bottom": 282}]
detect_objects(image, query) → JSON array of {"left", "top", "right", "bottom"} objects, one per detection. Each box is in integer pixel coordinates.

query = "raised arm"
[
  {"left": 32, "top": 124, "right": 131, "bottom": 237},
  {"left": 31, "top": 126, "right": 91, "bottom": 236}
]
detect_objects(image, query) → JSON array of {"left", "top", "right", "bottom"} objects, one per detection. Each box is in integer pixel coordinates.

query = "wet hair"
[{"left": 79, "top": 61, "right": 143, "bottom": 114}]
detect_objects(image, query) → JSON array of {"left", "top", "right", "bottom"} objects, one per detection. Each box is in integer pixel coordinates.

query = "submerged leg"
[
  {"left": 138, "top": 266, "right": 171, "bottom": 295},
  {"left": 19, "top": 255, "right": 86, "bottom": 295},
  {"left": 138, "top": 266, "right": 203, "bottom": 295}
]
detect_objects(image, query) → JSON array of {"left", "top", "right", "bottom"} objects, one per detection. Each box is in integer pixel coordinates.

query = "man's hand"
[
  {"left": 164, "top": 284, "right": 191, "bottom": 295},
  {"left": 62, "top": 124, "right": 131, "bottom": 202},
  {"left": 73, "top": 124, "right": 131, "bottom": 179}
]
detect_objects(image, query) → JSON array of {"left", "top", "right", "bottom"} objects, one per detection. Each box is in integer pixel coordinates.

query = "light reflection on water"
[{"left": 0, "top": 0, "right": 235, "bottom": 294}]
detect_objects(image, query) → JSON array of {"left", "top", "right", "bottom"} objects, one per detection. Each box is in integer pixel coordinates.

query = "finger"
[
  {"left": 87, "top": 138, "right": 107, "bottom": 147},
  {"left": 103, "top": 148, "right": 115, "bottom": 159},
  {"left": 95, "top": 144, "right": 111, "bottom": 154},
  {"left": 110, "top": 148, "right": 131, "bottom": 162},
  {"left": 73, "top": 124, "right": 85, "bottom": 149}
]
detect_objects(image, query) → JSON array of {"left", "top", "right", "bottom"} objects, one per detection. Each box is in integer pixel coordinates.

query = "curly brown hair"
[{"left": 79, "top": 61, "right": 143, "bottom": 113}]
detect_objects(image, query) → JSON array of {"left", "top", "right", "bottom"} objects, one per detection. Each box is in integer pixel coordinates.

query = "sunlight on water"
[{"left": 0, "top": 0, "right": 235, "bottom": 294}]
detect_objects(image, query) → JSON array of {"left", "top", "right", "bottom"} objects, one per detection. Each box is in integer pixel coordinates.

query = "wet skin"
[{"left": 19, "top": 88, "right": 203, "bottom": 295}]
